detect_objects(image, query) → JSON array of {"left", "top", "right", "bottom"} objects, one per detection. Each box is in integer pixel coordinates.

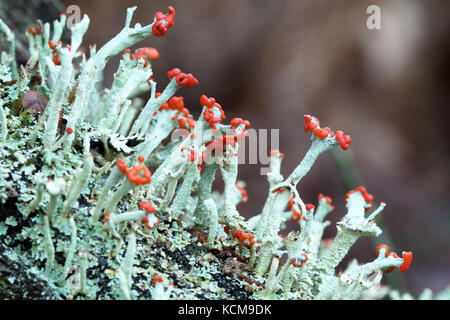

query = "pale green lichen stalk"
[{"left": 0, "top": 6, "right": 448, "bottom": 300}]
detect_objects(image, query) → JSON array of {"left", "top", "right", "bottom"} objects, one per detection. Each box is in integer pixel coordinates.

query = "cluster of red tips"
[
  {"left": 235, "top": 184, "right": 249, "bottom": 203},
  {"left": 269, "top": 149, "right": 285, "bottom": 160},
  {"left": 48, "top": 40, "right": 69, "bottom": 66},
  {"left": 129, "top": 47, "right": 160, "bottom": 68},
  {"left": 65, "top": 127, "right": 73, "bottom": 135},
  {"left": 318, "top": 193, "right": 335, "bottom": 210},
  {"left": 376, "top": 244, "right": 391, "bottom": 258},
  {"left": 376, "top": 244, "right": 413, "bottom": 273},
  {"left": 303, "top": 115, "right": 351, "bottom": 150},
  {"left": 152, "top": 6, "right": 175, "bottom": 37},
  {"left": 116, "top": 158, "right": 128, "bottom": 173},
  {"left": 28, "top": 26, "right": 41, "bottom": 35},
  {"left": 345, "top": 186, "right": 374, "bottom": 211},
  {"left": 157, "top": 95, "right": 195, "bottom": 130},
  {"left": 304, "top": 115, "right": 320, "bottom": 132},
  {"left": 232, "top": 230, "right": 255, "bottom": 248},
  {"left": 200, "top": 95, "right": 226, "bottom": 130},
  {"left": 400, "top": 251, "right": 413, "bottom": 272},
  {"left": 140, "top": 200, "right": 159, "bottom": 230},
  {"left": 230, "top": 118, "right": 251, "bottom": 130},
  {"left": 127, "top": 165, "right": 152, "bottom": 185},
  {"left": 187, "top": 149, "right": 197, "bottom": 162},
  {"left": 58, "top": 116, "right": 63, "bottom": 125},
  {"left": 152, "top": 274, "right": 164, "bottom": 285},
  {"left": 205, "top": 132, "right": 247, "bottom": 155},
  {"left": 305, "top": 203, "right": 315, "bottom": 211},
  {"left": 167, "top": 68, "right": 198, "bottom": 88},
  {"left": 168, "top": 96, "right": 184, "bottom": 112},
  {"left": 102, "top": 211, "right": 111, "bottom": 222},
  {"left": 116, "top": 158, "right": 152, "bottom": 185},
  {"left": 139, "top": 200, "right": 156, "bottom": 214},
  {"left": 292, "top": 253, "right": 308, "bottom": 268}
]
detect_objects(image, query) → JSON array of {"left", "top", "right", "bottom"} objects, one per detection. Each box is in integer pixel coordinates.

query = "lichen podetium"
[{"left": 0, "top": 6, "right": 448, "bottom": 300}]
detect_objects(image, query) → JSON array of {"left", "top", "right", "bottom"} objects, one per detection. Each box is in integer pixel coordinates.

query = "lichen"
[{"left": 0, "top": 6, "right": 447, "bottom": 300}]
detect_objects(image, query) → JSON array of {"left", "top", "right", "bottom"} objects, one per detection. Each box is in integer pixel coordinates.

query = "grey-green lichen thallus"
[{"left": 0, "top": 6, "right": 448, "bottom": 300}]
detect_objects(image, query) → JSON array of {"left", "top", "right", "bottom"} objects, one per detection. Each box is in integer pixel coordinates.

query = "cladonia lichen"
[{"left": 0, "top": 6, "right": 448, "bottom": 300}]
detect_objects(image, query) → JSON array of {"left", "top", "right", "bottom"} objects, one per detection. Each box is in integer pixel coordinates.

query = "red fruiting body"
[
  {"left": 200, "top": 95, "right": 216, "bottom": 108},
  {"left": 384, "top": 252, "right": 399, "bottom": 273},
  {"left": 272, "top": 187, "right": 285, "bottom": 193},
  {"left": 376, "top": 244, "right": 390, "bottom": 258},
  {"left": 400, "top": 251, "right": 413, "bottom": 272},
  {"left": 116, "top": 158, "right": 128, "bottom": 173},
  {"left": 318, "top": 193, "right": 334, "bottom": 210},
  {"left": 152, "top": 274, "right": 163, "bottom": 285},
  {"left": 235, "top": 184, "right": 248, "bottom": 203},
  {"left": 126, "top": 165, "right": 152, "bottom": 185},
  {"left": 224, "top": 226, "right": 230, "bottom": 234},
  {"left": 335, "top": 130, "right": 351, "bottom": 150},
  {"left": 303, "top": 115, "right": 320, "bottom": 132},
  {"left": 141, "top": 215, "right": 159, "bottom": 230},
  {"left": 48, "top": 40, "right": 56, "bottom": 50},
  {"left": 142, "top": 47, "right": 160, "bottom": 59},
  {"left": 28, "top": 27, "right": 35, "bottom": 35},
  {"left": 175, "top": 73, "right": 198, "bottom": 88},
  {"left": 178, "top": 118, "right": 187, "bottom": 129},
  {"left": 305, "top": 203, "right": 315, "bottom": 211},
  {"left": 139, "top": 200, "right": 156, "bottom": 214},
  {"left": 269, "top": 149, "right": 285, "bottom": 160},
  {"left": 345, "top": 186, "right": 374, "bottom": 211},
  {"left": 232, "top": 230, "right": 255, "bottom": 248},
  {"left": 188, "top": 150, "right": 197, "bottom": 162},
  {"left": 291, "top": 209, "right": 301, "bottom": 222},
  {"left": 152, "top": 6, "right": 175, "bottom": 37},
  {"left": 102, "top": 211, "right": 111, "bottom": 222},
  {"left": 138, "top": 155, "right": 145, "bottom": 163},
  {"left": 168, "top": 96, "right": 184, "bottom": 111},
  {"left": 287, "top": 195, "right": 295, "bottom": 210},
  {"left": 65, "top": 127, "right": 73, "bottom": 134},
  {"left": 159, "top": 102, "right": 169, "bottom": 111}
]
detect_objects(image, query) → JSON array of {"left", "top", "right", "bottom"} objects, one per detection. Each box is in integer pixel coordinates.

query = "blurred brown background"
[{"left": 6, "top": 0, "right": 449, "bottom": 297}]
